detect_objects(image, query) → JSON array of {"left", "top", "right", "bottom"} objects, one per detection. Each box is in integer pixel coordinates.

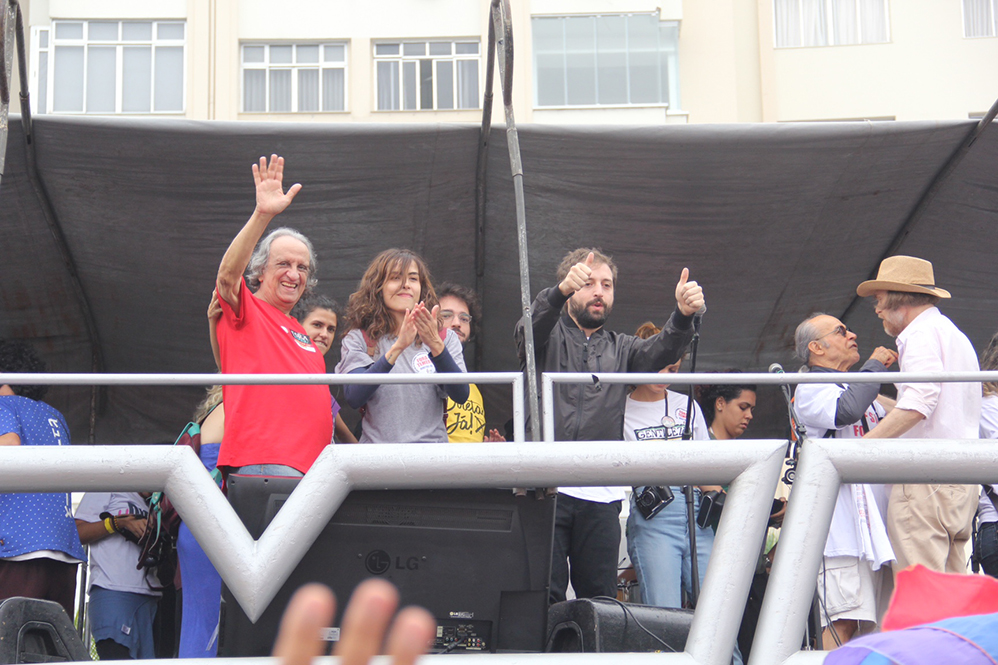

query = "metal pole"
[
  {"left": 681, "top": 320, "right": 702, "bottom": 607},
  {"left": 490, "top": 0, "right": 542, "bottom": 443},
  {"left": 0, "top": 0, "right": 14, "bottom": 188},
  {"left": 473, "top": 4, "right": 497, "bottom": 373}
]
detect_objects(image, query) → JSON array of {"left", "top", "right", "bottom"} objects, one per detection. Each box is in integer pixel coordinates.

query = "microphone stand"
[{"left": 681, "top": 311, "right": 703, "bottom": 608}]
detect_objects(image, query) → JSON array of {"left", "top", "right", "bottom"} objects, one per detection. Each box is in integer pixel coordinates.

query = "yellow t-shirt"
[{"left": 446, "top": 383, "right": 486, "bottom": 443}]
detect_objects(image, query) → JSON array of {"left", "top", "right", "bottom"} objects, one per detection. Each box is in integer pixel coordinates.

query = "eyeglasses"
[
  {"left": 817, "top": 325, "right": 850, "bottom": 340},
  {"left": 440, "top": 310, "right": 472, "bottom": 325}
]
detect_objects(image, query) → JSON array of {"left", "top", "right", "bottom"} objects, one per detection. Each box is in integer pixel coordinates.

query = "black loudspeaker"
[
  {"left": 546, "top": 598, "right": 693, "bottom": 653},
  {"left": 0, "top": 597, "right": 89, "bottom": 664}
]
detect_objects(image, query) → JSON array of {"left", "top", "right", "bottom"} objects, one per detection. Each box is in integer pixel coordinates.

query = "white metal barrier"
[{"left": 2, "top": 369, "right": 996, "bottom": 665}]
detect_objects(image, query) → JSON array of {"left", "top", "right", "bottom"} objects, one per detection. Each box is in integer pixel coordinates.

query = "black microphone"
[
  {"left": 770, "top": 363, "right": 793, "bottom": 405},
  {"left": 693, "top": 303, "right": 706, "bottom": 334}
]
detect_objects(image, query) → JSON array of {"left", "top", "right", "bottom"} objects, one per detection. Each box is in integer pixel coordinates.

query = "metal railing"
[{"left": 3, "top": 369, "right": 997, "bottom": 665}]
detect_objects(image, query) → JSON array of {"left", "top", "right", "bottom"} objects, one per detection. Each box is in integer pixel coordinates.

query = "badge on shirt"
[
  {"left": 661, "top": 416, "right": 676, "bottom": 428},
  {"left": 282, "top": 326, "right": 317, "bottom": 353},
  {"left": 412, "top": 351, "right": 435, "bottom": 374}
]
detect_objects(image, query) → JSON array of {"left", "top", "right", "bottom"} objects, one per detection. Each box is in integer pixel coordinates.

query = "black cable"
[
  {"left": 434, "top": 639, "right": 467, "bottom": 654},
  {"left": 591, "top": 596, "right": 678, "bottom": 653}
]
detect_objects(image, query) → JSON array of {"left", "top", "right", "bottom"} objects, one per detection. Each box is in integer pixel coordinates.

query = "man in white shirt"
[
  {"left": 793, "top": 314, "right": 897, "bottom": 646},
  {"left": 857, "top": 256, "right": 981, "bottom": 577}
]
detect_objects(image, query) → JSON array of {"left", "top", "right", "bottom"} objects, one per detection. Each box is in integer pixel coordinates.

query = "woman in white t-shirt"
[{"left": 624, "top": 322, "right": 720, "bottom": 611}]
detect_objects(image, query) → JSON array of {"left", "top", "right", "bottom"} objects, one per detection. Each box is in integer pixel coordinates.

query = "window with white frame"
[
  {"left": 964, "top": 0, "right": 997, "bottom": 37},
  {"left": 33, "top": 20, "right": 185, "bottom": 114},
  {"left": 773, "top": 0, "right": 889, "bottom": 48},
  {"left": 374, "top": 41, "right": 480, "bottom": 111},
  {"left": 242, "top": 43, "right": 347, "bottom": 113},
  {"left": 532, "top": 14, "right": 679, "bottom": 108}
]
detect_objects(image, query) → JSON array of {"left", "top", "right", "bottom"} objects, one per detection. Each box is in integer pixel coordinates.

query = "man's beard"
[
  {"left": 570, "top": 297, "right": 612, "bottom": 330},
  {"left": 881, "top": 309, "right": 906, "bottom": 337}
]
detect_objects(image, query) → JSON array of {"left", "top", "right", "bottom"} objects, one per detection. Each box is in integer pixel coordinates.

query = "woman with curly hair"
[
  {"left": 695, "top": 373, "right": 757, "bottom": 441},
  {"left": 336, "top": 249, "right": 468, "bottom": 443}
]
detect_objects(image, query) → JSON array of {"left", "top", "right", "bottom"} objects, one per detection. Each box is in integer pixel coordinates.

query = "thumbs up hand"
[
  {"left": 558, "top": 252, "right": 595, "bottom": 297},
  {"left": 675, "top": 268, "right": 704, "bottom": 317}
]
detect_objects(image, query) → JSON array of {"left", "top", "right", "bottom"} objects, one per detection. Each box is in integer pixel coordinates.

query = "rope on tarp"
[{"left": 840, "top": 95, "right": 998, "bottom": 324}]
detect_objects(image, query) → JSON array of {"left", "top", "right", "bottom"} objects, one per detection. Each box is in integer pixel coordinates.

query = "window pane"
[
  {"left": 89, "top": 21, "right": 118, "bottom": 41},
  {"left": 53, "top": 46, "right": 84, "bottom": 111},
  {"left": 860, "top": 0, "right": 889, "bottom": 42},
  {"left": 596, "top": 16, "right": 627, "bottom": 104},
  {"left": 801, "top": 0, "right": 828, "bottom": 46},
  {"left": 269, "top": 69, "right": 291, "bottom": 112},
  {"left": 533, "top": 17, "right": 564, "bottom": 53},
  {"left": 429, "top": 42, "right": 451, "bottom": 56},
  {"left": 86, "top": 46, "right": 116, "bottom": 112},
  {"left": 154, "top": 46, "right": 184, "bottom": 111},
  {"left": 964, "top": 0, "right": 995, "bottom": 37},
  {"left": 774, "top": 0, "right": 802, "bottom": 47},
  {"left": 37, "top": 51, "right": 48, "bottom": 114},
  {"left": 627, "top": 13, "right": 659, "bottom": 51},
  {"left": 157, "top": 23, "right": 185, "bottom": 40},
  {"left": 271, "top": 45, "right": 292, "bottom": 63},
  {"left": 243, "top": 45, "right": 265, "bottom": 63},
  {"left": 832, "top": 0, "right": 858, "bottom": 44},
  {"left": 566, "top": 54, "right": 596, "bottom": 105},
  {"left": 564, "top": 16, "right": 596, "bottom": 105},
  {"left": 55, "top": 22, "right": 84, "bottom": 40},
  {"left": 419, "top": 59, "right": 433, "bottom": 109},
  {"left": 456, "top": 42, "right": 478, "bottom": 54},
  {"left": 436, "top": 60, "right": 454, "bottom": 109},
  {"left": 457, "top": 59, "right": 478, "bottom": 109},
  {"left": 40, "top": 29, "right": 49, "bottom": 48},
  {"left": 122, "top": 46, "right": 152, "bottom": 112},
  {"left": 536, "top": 54, "right": 566, "bottom": 106},
  {"left": 244, "top": 69, "right": 266, "bottom": 111},
  {"left": 322, "top": 68, "right": 345, "bottom": 111},
  {"left": 123, "top": 21, "right": 152, "bottom": 41},
  {"left": 296, "top": 44, "right": 319, "bottom": 63},
  {"left": 298, "top": 68, "right": 319, "bottom": 111},
  {"left": 375, "top": 43, "right": 399, "bottom": 56},
  {"left": 629, "top": 51, "right": 659, "bottom": 104},
  {"left": 377, "top": 60, "right": 399, "bottom": 110},
  {"left": 323, "top": 44, "right": 345, "bottom": 62},
  {"left": 402, "top": 60, "right": 417, "bottom": 110},
  {"left": 404, "top": 42, "right": 426, "bottom": 56}
]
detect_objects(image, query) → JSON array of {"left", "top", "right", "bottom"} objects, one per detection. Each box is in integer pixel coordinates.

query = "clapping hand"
[
  {"left": 387, "top": 309, "right": 419, "bottom": 364},
  {"left": 253, "top": 154, "right": 302, "bottom": 218},
  {"left": 558, "top": 252, "right": 594, "bottom": 297},
  {"left": 412, "top": 303, "right": 445, "bottom": 356},
  {"left": 675, "top": 268, "right": 705, "bottom": 317}
]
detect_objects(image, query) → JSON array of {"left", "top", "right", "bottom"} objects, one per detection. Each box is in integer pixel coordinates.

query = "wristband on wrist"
[{"left": 103, "top": 517, "right": 115, "bottom": 534}]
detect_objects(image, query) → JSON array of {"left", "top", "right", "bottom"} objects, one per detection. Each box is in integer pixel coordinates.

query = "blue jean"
[
  {"left": 979, "top": 520, "right": 998, "bottom": 578},
  {"left": 627, "top": 487, "right": 714, "bottom": 609}
]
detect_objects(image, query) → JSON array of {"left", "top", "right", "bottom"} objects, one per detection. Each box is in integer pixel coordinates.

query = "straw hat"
[{"left": 856, "top": 255, "right": 951, "bottom": 298}]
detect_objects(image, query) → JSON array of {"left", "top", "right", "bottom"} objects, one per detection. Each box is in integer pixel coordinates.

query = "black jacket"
[{"left": 515, "top": 285, "right": 695, "bottom": 442}]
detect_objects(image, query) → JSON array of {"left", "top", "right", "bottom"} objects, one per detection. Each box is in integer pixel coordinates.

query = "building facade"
[{"left": 17, "top": 0, "right": 998, "bottom": 125}]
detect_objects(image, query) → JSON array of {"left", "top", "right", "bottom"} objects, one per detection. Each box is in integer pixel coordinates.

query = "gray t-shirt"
[{"left": 336, "top": 328, "right": 467, "bottom": 443}]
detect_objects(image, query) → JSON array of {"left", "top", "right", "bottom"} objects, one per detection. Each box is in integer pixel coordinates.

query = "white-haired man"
[
  {"left": 857, "top": 256, "right": 981, "bottom": 577},
  {"left": 215, "top": 155, "right": 331, "bottom": 476},
  {"left": 793, "top": 314, "right": 897, "bottom": 646}
]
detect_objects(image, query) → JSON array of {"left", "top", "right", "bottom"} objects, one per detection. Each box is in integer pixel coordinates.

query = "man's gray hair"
[
  {"left": 794, "top": 312, "right": 829, "bottom": 366},
  {"left": 245, "top": 227, "right": 318, "bottom": 295}
]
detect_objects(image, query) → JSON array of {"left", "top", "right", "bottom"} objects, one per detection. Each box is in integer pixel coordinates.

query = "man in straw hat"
[{"left": 857, "top": 255, "right": 981, "bottom": 577}]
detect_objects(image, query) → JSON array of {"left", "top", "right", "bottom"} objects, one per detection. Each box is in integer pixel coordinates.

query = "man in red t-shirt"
[{"left": 215, "top": 154, "right": 332, "bottom": 475}]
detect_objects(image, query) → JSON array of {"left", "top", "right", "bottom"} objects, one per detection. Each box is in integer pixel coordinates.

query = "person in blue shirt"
[{"left": 0, "top": 339, "right": 86, "bottom": 619}]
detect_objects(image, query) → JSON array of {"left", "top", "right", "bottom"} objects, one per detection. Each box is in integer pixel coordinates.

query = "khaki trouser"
[{"left": 886, "top": 483, "right": 978, "bottom": 578}]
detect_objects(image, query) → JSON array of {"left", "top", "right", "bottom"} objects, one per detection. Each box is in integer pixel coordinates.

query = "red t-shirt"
[{"left": 216, "top": 278, "right": 332, "bottom": 473}]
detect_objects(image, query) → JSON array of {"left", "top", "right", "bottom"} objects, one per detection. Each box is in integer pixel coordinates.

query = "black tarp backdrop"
[{"left": 1, "top": 114, "right": 996, "bottom": 444}]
